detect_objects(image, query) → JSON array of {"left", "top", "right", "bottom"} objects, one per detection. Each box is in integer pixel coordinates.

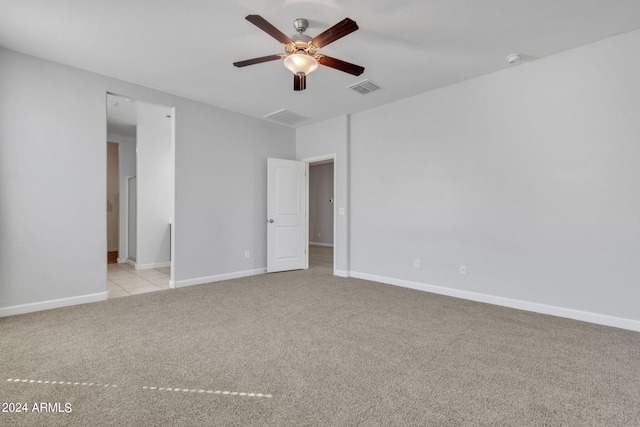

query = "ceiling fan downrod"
[{"left": 292, "top": 18, "right": 309, "bottom": 34}]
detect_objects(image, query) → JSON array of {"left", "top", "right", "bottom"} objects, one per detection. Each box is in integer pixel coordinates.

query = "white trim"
[
  {"left": 334, "top": 270, "right": 350, "bottom": 278},
  {"left": 123, "top": 174, "right": 136, "bottom": 262},
  {"left": 169, "top": 107, "right": 176, "bottom": 285},
  {"left": 0, "top": 292, "right": 108, "bottom": 317},
  {"left": 309, "top": 242, "right": 334, "bottom": 247},
  {"left": 302, "top": 154, "right": 337, "bottom": 164},
  {"left": 305, "top": 161, "right": 310, "bottom": 270},
  {"left": 136, "top": 261, "right": 171, "bottom": 270},
  {"left": 173, "top": 268, "right": 266, "bottom": 289},
  {"left": 349, "top": 271, "right": 640, "bottom": 332},
  {"left": 117, "top": 257, "right": 128, "bottom": 264}
]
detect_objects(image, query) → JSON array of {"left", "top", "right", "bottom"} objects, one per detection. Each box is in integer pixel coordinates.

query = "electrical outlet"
[
  {"left": 414, "top": 259, "right": 421, "bottom": 269},
  {"left": 244, "top": 250, "right": 250, "bottom": 259},
  {"left": 459, "top": 264, "right": 466, "bottom": 275}
]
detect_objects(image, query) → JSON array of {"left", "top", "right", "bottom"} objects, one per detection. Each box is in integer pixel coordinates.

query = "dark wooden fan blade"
[
  {"left": 316, "top": 55, "right": 364, "bottom": 76},
  {"left": 293, "top": 74, "right": 307, "bottom": 91},
  {"left": 233, "top": 54, "right": 283, "bottom": 68},
  {"left": 245, "top": 15, "right": 293, "bottom": 45},
  {"left": 311, "top": 18, "right": 358, "bottom": 48}
]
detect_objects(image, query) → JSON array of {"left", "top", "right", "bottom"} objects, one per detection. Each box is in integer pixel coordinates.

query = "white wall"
[
  {"left": 348, "top": 29, "right": 640, "bottom": 328},
  {"left": 136, "top": 103, "right": 172, "bottom": 269},
  {"left": 107, "top": 132, "right": 136, "bottom": 261},
  {"left": 0, "top": 49, "right": 107, "bottom": 311},
  {"left": 309, "top": 162, "right": 334, "bottom": 246},
  {"left": 296, "top": 115, "right": 349, "bottom": 275},
  {"left": 174, "top": 102, "right": 294, "bottom": 285},
  {"left": 0, "top": 47, "right": 295, "bottom": 314}
]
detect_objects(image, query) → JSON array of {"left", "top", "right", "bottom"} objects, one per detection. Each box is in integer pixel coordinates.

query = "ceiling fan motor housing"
[{"left": 286, "top": 34, "right": 316, "bottom": 54}]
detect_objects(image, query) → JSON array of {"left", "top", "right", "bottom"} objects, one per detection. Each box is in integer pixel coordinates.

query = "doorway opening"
[
  {"left": 107, "top": 141, "right": 120, "bottom": 264},
  {"left": 106, "top": 93, "right": 175, "bottom": 298},
  {"left": 306, "top": 157, "right": 336, "bottom": 274},
  {"left": 266, "top": 155, "right": 339, "bottom": 275}
]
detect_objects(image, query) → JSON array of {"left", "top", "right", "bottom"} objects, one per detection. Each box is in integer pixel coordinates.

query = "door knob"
[{"left": 268, "top": 219, "right": 274, "bottom": 223}]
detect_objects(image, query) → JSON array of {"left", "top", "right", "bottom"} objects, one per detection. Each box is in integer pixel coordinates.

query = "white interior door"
[{"left": 267, "top": 158, "right": 306, "bottom": 273}]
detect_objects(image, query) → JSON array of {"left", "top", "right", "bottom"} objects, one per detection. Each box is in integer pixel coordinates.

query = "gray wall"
[
  {"left": 174, "top": 100, "right": 294, "bottom": 283},
  {"left": 0, "top": 48, "right": 108, "bottom": 310},
  {"left": 0, "top": 47, "right": 295, "bottom": 313},
  {"left": 348, "top": 29, "right": 640, "bottom": 325},
  {"left": 309, "top": 162, "right": 334, "bottom": 245}
]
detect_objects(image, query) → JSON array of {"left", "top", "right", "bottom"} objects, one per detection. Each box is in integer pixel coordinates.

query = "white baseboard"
[
  {"left": 309, "top": 242, "right": 334, "bottom": 247},
  {"left": 136, "top": 261, "right": 171, "bottom": 270},
  {"left": 349, "top": 271, "right": 640, "bottom": 332},
  {"left": 334, "top": 270, "right": 350, "bottom": 278},
  {"left": 118, "top": 258, "right": 137, "bottom": 267},
  {"left": 0, "top": 292, "right": 109, "bottom": 318},
  {"left": 174, "top": 268, "right": 266, "bottom": 289}
]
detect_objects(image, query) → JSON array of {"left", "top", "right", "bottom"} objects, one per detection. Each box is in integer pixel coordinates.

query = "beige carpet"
[{"left": 1, "top": 268, "right": 639, "bottom": 426}]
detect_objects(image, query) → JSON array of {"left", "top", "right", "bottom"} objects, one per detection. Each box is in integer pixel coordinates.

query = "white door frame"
[
  {"left": 123, "top": 174, "right": 136, "bottom": 266},
  {"left": 302, "top": 153, "right": 337, "bottom": 274},
  {"left": 168, "top": 109, "right": 176, "bottom": 288}
]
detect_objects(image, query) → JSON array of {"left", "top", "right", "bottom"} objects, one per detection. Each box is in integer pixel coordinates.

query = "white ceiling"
[{"left": 2, "top": 0, "right": 640, "bottom": 128}]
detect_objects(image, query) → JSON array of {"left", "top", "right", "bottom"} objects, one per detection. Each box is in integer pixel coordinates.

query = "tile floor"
[
  {"left": 108, "top": 247, "right": 330, "bottom": 299},
  {"left": 107, "top": 263, "right": 170, "bottom": 299}
]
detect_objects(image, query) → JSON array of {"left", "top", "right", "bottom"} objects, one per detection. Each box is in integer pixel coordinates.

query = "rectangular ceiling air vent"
[
  {"left": 347, "top": 79, "right": 381, "bottom": 95},
  {"left": 263, "top": 109, "right": 309, "bottom": 126}
]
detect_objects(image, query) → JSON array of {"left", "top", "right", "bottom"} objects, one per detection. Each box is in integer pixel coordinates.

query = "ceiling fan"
[{"left": 233, "top": 15, "right": 365, "bottom": 91}]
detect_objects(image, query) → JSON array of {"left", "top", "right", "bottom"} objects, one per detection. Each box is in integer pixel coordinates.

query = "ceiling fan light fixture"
[
  {"left": 283, "top": 51, "right": 318, "bottom": 76},
  {"left": 234, "top": 15, "right": 364, "bottom": 90}
]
